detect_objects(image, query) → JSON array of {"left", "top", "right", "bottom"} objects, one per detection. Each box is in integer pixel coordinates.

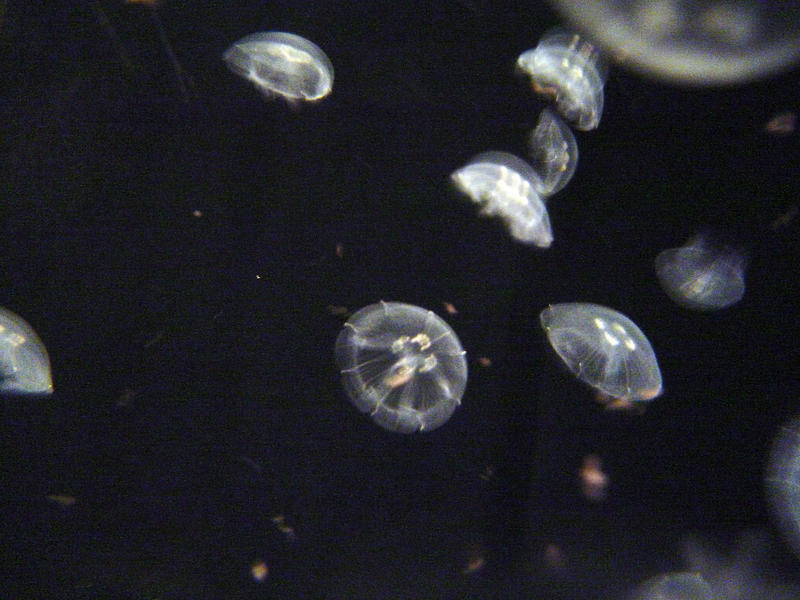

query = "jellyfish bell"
[
  {"left": 655, "top": 233, "right": 747, "bottom": 311},
  {"left": 334, "top": 302, "right": 468, "bottom": 434},
  {"left": 450, "top": 151, "right": 553, "bottom": 247},
  {"left": 527, "top": 108, "right": 579, "bottom": 196},
  {"left": 548, "top": 0, "right": 800, "bottom": 85},
  {"left": 540, "top": 303, "right": 663, "bottom": 403},
  {"left": 630, "top": 571, "right": 713, "bottom": 600},
  {"left": 0, "top": 307, "right": 53, "bottom": 396},
  {"left": 516, "top": 28, "right": 607, "bottom": 131},
  {"left": 765, "top": 414, "right": 800, "bottom": 561},
  {"left": 223, "top": 31, "right": 334, "bottom": 104}
]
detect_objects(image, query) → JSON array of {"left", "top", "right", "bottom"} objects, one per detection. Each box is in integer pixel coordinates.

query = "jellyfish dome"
[
  {"left": 548, "top": 0, "right": 800, "bottom": 85},
  {"left": 334, "top": 302, "right": 468, "bottom": 433},
  {"left": 450, "top": 151, "right": 553, "bottom": 247},
  {"left": 528, "top": 108, "right": 578, "bottom": 196},
  {"left": 655, "top": 234, "right": 746, "bottom": 311},
  {"left": 765, "top": 414, "right": 800, "bottom": 561},
  {"left": 540, "top": 303, "right": 662, "bottom": 402},
  {"left": 223, "top": 31, "right": 334, "bottom": 103},
  {"left": 0, "top": 307, "right": 53, "bottom": 395},
  {"left": 630, "top": 572, "right": 713, "bottom": 600},
  {"left": 516, "top": 29, "right": 607, "bottom": 131}
]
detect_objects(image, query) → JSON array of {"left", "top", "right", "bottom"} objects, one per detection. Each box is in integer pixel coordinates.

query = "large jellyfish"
[
  {"left": 655, "top": 233, "right": 747, "bottom": 311},
  {"left": 334, "top": 302, "right": 467, "bottom": 433},
  {"left": 0, "top": 307, "right": 53, "bottom": 395},
  {"left": 516, "top": 29, "right": 607, "bottom": 131},
  {"left": 540, "top": 303, "right": 663, "bottom": 403},
  {"left": 223, "top": 31, "right": 334, "bottom": 103},
  {"left": 630, "top": 572, "right": 713, "bottom": 600},
  {"left": 548, "top": 0, "right": 800, "bottom": 85},
  {"left": 766, "top": 414, "right": 800, "bottom": 561}
]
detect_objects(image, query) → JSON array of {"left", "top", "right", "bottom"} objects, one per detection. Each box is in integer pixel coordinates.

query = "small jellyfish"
[
  {"left": 655, "top": 233, "right": 747, "bottom": 311},
  {"left": 450, "top": 151, "right": 553, "bottom": 247},
  {"left": 223, "top": 32, "right": 333, "bottom": 103},
  {"left": 0, "top": 307, "right": 53, "bottom": 395},
  {"left": 630, "top": 572, "right": 713, "bottom": 600},
  {"left": 528, "top": 108, "right": 578, "bottom": 196},
  {"left": 765, "top": 414, "right": 800, "bottom": 561},
  {"left": 540, "top": 303, "right": 662, "bottom": 403},
  {"left": 334, "top": 302, "right": 467, "bottom": 433},
  {"left": 516, "top": 29, "right": 607, "bottom": 131}
]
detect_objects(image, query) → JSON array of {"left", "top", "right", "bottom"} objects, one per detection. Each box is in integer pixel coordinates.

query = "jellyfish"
[
  {"left": 765, "top": 414, "right": 800, "bottom": 561},
  {"left": 655, "top": 233, "right": 746, "bottom": 311},
  {"left": 334, "top": 302, "right": 467, "bottom": 433},
  {"left": 450, "top": 151, "right": 553, "bottom": 247},
  {"left": 539, "top": 303, "right": 662, "bottom": 403},
  {"left": 0, "top": 307, "right": 53, "bottom": 395},
  {"left": 516, "top": 29, "right": 607, "bottom": 131},
  {"left": 630, "top": 572, "right": 713, "bottom": 600},
  {"left": 548, "top": 0, "right": 800, "bottom": 85},
  {"left": 223, "top": 32, "right": 334, "bottom": 104},
  {"left": 527, "top": 108, "right": 578, "bottom": 196}
]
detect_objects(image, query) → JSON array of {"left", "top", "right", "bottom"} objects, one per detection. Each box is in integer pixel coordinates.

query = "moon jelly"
[
  {"left": 765, "top": 414, "right": 800, "bottom": 561},
  {"left": 223, "top": 31, "right": 334, "bottom": 103},
  {"left": 334, "top": 302, "right": 467, "bottom": 433},
  {"left": 540, "top": 303, "right": 662, "bottom": 403},
  {"left": 528, "top": 108, "right": 578, "bottom": 196},
  {"left": 517, "top": 29, "right": 607, "bottom": 131},
  {"left": 655, "top": 234, "right": 746, "bottom": 311},
  {"left": 0, "top": 307, "right": 53, "bottom": 395},
  {"left": 450, "top": 151, "right": 553, "bottom": 247},
  {"left": 630, "top": 572, "right": 713, "bottom": 600}
]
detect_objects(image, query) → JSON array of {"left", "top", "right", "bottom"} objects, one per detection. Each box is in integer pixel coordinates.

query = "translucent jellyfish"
[
  {"left": 765, "top": 415, "right": 800, "bottom": 561},
  {"left": 516, "top": 29, "right": 607, "bottom": 131},
  {"left": 540, "top": 303, "right": 663, "bottom": 402},
  {"left": 527, "top": 108, "right": 578, "bottom": 196},
  {"left": 548, "top": 0, "right": 800, "bottom": 85},
  {"left": 655, "top": 234, "right": 746, "bottom": 311},
  {"left": 630, "top": 572, "right": 713, "bottom": 600},
  {"left": 0, "top": 307, "right": 53, "bottom": 395},
  {"left": 334, "top": 302, "right": 467, "bottom": 433},
  {"left": 223, "top": 32, "right": 333, "bottom": 103},
  {"left": 450, "top": 151, "right": 553, "bottom": 247}
]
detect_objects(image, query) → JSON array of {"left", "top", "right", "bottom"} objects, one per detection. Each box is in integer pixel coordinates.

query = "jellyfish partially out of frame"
[
  {"left": 334, "top": 302, "right": 467, "bottom": 434},
  {"left": 629, "top": 571, "right": 713, "bottom": 600},
  {"left": 223, "top": 31, "right": 334, "bottom": 104},
  {"left": 540, "top": 303, "right": 662, "bottom": 404},
  {"left": 765, "top": 414, "right": 800, "bottom": 561},
  {"left": 517, "top": 29, "right": 607, "bottom": 131},
  {"left": 0, "top": 307, "right": 53, "bottom": 396},
  {"left": 655, "top": 233, "right": 747, "bottom": 311}
]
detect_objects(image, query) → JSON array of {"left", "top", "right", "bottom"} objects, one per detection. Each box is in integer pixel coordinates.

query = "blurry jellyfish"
[
  {"left": 630, "top": 572, "right": 713, "bottom": 600},
  {"left": 516, "top": 29, "right": 607, "bottom": 131},
  {"left": 548, "top": 0, "right": 800, "bottom": 85},
  {"left": 766, "top": 414, "right": 800, "bottom": 561},
  {"left": 528, "top": 108, "right": 578, "bottom": 196},
  {"left": 450, "top": 151, "right": 553, "bottom": 247},
  {"left": 0, "top": 307, "right": 53, "bottom": 395},
  {"left": 334, "top": 302, "right": 467, "bottom": 433},
  {"left": 540, "top": 303, "right": 663, "bottom": 403},
  {"left": 655, "top": 233, "right": 746, "bottom": 311},
  {"left": 223, "top": 32, "right": 333, "bottom": 103}
]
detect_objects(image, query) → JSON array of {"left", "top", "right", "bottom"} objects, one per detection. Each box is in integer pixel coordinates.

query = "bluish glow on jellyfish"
[
  {"left": 0, "top": 307, "right": 53, "bottom": 396},
  {"left": 655, "top": 233, "right": 746, "bottom": 311}
]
